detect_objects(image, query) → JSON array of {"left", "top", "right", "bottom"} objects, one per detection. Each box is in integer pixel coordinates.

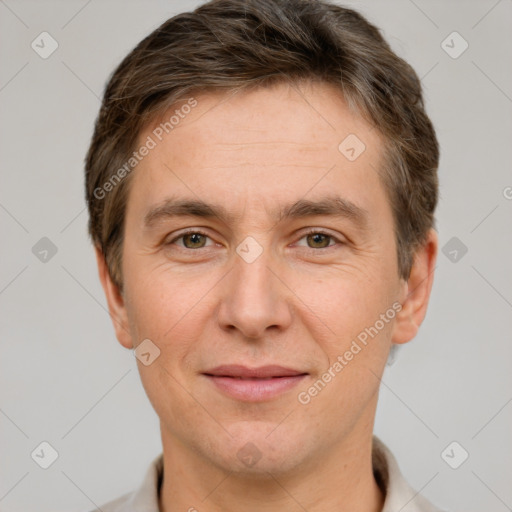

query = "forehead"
[
  {"left": 146, "top": 81, "right": 381, "bottom": 163},
  {"left": 128, "top": 81, "right": 388, "bottom": 225}
]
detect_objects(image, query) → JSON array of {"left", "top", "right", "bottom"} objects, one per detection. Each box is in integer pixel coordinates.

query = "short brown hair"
[{"left": 85, "top": 0, "right": 439, "bottom": 292}]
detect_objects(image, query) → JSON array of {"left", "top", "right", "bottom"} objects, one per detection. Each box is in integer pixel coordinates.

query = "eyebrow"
[{"left": 143, "top": 196, "right": 369, "bottom": 231}]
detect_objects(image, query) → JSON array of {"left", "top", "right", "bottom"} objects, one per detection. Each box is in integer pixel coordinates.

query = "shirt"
[{"left": 92, "top": 436, "right": 445, "bottom": 512}]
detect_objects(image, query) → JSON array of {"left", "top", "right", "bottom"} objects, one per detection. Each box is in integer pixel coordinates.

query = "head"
[{"left": 86, "top": 0, "right": 438, "bottom": 476}]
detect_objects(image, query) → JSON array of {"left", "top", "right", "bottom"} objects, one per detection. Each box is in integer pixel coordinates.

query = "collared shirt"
[{"left": 93, "top": 436, "right": 445, "bottom": 512}]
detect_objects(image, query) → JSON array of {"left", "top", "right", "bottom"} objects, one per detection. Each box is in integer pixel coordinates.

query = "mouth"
[{"left": 202, "top": 365, "right": 308, "bottom": 402}]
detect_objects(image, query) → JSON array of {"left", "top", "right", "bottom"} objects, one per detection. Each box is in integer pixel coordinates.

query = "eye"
[
  {"left": 164, "top": 228, "right": 344, "bottom": 252},
  {"left": 295, "top": 230, "right": 342, "bottom": 250},
  {"left": 166, "top": 229, "right": 214, "bottom": 249}
]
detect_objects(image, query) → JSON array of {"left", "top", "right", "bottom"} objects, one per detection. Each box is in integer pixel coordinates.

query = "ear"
[
  {"left": 391, "top": 228, "right": 438, "bottom": 345},
  {"left": 94, "top": 245, "right": 133, "bottom": 349}
]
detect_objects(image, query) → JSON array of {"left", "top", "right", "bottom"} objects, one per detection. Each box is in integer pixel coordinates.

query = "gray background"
[{"left": 1, "top": 0, "right": 511, "bottom": 511}]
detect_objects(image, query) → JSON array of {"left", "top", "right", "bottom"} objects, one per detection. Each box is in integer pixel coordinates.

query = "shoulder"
[
  {"left": 373, "top": 436, "right": 447, "bottom": 512},
  {"left": 88, "top": 452, "right": 163, "bottom": 512}
]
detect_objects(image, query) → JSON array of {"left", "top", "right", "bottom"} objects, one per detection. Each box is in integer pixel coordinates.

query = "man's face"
[{"left": 108, "top": 81, "right": 414, "bottom": 474}]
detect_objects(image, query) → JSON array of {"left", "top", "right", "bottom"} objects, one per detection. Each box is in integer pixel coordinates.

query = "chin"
[{"left": 207, "top": 421, "right": 314, "bottom": 476}]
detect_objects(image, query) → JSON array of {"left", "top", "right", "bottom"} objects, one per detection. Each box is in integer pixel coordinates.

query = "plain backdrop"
[{"left": 1, "top": 1, "right": 511, "bottom": 511}]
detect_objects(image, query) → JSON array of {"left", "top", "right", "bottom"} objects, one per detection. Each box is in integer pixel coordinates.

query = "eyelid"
[
  {"left": 165, "top": 227, "right": 216, "bottom": 247},
  {"left": 292, "top": 227, "right": 346, "bottom": 248},
  {"left": 297, "top": 227, "right": 344, "bottom": 240},
  {"left": 165, "top": 227, "right": 345, "bottom": 251}
]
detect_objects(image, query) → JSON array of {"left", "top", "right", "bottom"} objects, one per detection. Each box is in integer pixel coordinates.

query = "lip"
[{"left": 203, "top": 365, "right": 308, "bottom": 402}]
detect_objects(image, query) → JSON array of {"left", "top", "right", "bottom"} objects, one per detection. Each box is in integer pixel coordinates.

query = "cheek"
[
  {"left": 123, "top": 263, "right": 224, "bottom": 385},
  {"left": 123, "top": 247, "right": 397, "bottom": 361},
  {"left": 123, "top": 256, "right": 210, "bottom": 337},
  {"left": 288, "top": 264, "right": 396, "bottom": 408},
  {"left": 288, "top": 263, "right": 395, "bottom": 343},
  {"left": 123, "top": 270, "right": 217, "bottom": 428},
  {"left": 293, "top": 277, "right": 393, "bottom": 438}
]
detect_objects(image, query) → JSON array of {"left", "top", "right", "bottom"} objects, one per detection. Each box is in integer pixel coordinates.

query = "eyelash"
[{"left": 165, "top": 228, "right": 344, "bottom": 253}]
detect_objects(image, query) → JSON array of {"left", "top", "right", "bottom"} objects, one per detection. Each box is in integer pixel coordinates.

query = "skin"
[{"left": 96, "top": 80, "right": 437, "bottom": 512}]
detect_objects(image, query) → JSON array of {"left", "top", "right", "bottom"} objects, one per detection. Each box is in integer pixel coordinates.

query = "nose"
[{"left": 216, "top": 247, "right": 293, "bottom": 340}]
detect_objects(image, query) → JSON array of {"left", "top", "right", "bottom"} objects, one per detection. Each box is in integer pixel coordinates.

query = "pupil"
[
  {"left": 186, "top": 233, "right": 204, "bottom": 247},
  {"left": 183, "top": 233, "right": 330, "bottom": 249},
  {"left": 309, "top": 233, "right": 328, "bottom": 248}
]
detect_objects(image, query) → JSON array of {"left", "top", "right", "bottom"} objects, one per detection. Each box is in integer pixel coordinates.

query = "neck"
[{"left": 158, "top": 419, "right": 384, "bottom": 512}]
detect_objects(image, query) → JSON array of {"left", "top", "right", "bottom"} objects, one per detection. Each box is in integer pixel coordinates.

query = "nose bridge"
[{"left": 217, "top": 238, "right": 291, "bottom": 338}]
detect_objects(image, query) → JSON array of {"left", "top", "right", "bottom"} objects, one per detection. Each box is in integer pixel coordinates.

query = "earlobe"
[
  {"left": 94, "top": 246, "right": 133, "bottom": 349},
  {"left": 391, "top": 229, "right": 438, "bottom": 345}
]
